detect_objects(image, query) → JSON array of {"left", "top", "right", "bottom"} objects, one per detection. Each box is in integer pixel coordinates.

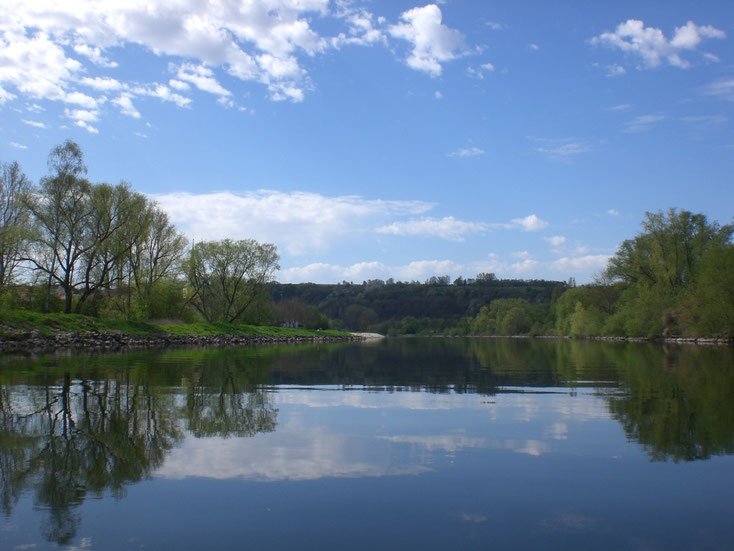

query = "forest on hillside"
[{"left": 1, "top": 141, "right": 733, "bottom": 338}]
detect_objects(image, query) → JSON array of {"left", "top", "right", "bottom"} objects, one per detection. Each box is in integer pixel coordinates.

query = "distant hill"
[{"left": 267, "top": 278, "right": 566, "bottom": 331}]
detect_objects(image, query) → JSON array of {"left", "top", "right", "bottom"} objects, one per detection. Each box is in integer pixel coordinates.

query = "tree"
[
  {"left": 606, "top": 208, "right": 733, "bottom": 292},
  {"left": 128, "top": 203, "right": 187, "bottom": 300},
  {"left": 73, "top": 182, "right": 149, "bottom": 313},
  {"left": 604, "top": 208, "right": 733, "bottom": 337},
  {"left": 183, "top": 239, "right": 279, "bottom": 323},
  {"left": 24, "top": 140, "right": 92, "bottom": 312},
  {"left": 0, "top": 160, "right": 31, "bottom": 293}
]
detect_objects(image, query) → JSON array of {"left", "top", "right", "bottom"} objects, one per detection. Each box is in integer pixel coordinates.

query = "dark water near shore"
[{"left": 1, "top": 338, "right": 733, "bottom": 550}]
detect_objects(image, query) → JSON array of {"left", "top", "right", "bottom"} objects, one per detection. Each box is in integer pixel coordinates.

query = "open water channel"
[{"left": 1, "top": 337, "right": 733, "bottom": 550}]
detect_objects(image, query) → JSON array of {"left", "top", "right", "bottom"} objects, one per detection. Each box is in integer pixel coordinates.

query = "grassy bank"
[{"left": 0, "top": 310, "right": 348, "bottom": 340}]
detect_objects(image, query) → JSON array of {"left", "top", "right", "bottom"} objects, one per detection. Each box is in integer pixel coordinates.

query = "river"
[{"left": 1, "top": 338, "right": 733, "bottom": 550}]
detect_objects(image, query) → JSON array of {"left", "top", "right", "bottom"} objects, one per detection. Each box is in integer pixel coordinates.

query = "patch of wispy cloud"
[
  {"left": 606, "top": 103, "right": 632, "bottom": 111},
  {"left": 701, "top": 78, "right": 734, "bottom": 102},
  {"left": 534, "top": 138, "right": 592, "bottom": 161},
  {"left": 605, "top": 64, "right": 626, "bottom": 77},
  {"left": 607, "top": 209, "right": 620, "bottom": 216},
  {"left": 680, "top": 114, "right": 727, "bottom": 126},
  {"left": 466, "top": 63, "right": 494, "bottom": 79},
  {"left": 623, "top": 114, "right": 666, "bottom": 133},
  {"left": 591, "top": 19, "right": 725, "bottom": 70},
  {"left": 449, "top": 146, "right": 485, "bottom": 158},
  {"left": 21, "top": 119, "right": 46, "bottom": 128},
  {"left": 9, "top": 141, "right": 27, "bottom": 149}
]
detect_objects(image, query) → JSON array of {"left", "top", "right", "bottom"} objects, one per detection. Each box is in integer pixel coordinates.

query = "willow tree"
[
  {"left": 0, "top": 160, "right": 31, "bottom": 293},
  {"left": 183, "top": 239, "right": 279, "bottom": 323}
]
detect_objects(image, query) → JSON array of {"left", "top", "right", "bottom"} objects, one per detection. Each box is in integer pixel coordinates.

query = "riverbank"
[
  {"left": 432, "top": 334, "right": 734, "bottom": 346},
  {"left": 0, "top": 311, "right": 365, "bottom": 354}
]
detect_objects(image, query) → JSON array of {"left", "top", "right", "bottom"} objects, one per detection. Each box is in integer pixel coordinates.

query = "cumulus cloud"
[
  {"left": 332, "top": 5, "right": 386, "bottom": 47},
  {"left": 543, "top": 235, "right": 566, "bottom": 246},
  {"left": 591, "top": 19, "right": 725, "bottom": 69},
  {"left": 389, "top": 4, "right": 466, "bottom": 76},
  {"left": 152, "top": 190, "right": 431, "bottom": 255},
  {"left": 510, "top": 214, "right": 548, "bottom": 232},
  {"left": 376, "top": 216, "right": 489, "bottom": 241},
  {"left": 549, "top": 254, "right": 611, "bottom": 273}
]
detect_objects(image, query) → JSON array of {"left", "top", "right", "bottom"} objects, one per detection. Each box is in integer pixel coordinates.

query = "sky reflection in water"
[{"left": 1, "top": 338, "right": 733, "bottom": 551}]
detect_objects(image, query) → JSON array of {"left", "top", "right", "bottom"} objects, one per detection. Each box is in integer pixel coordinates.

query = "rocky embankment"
[{"left": 0, "top": 329, "right": 367, "bottom": 354}]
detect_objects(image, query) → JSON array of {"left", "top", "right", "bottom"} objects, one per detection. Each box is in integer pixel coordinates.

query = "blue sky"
[{"left": 1, "top": 1, "right": 733, "bottom": 283}]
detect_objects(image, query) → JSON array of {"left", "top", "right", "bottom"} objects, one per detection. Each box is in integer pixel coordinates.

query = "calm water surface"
[{"left": 1, "top": 338, "right": 733, "bottom": 550}]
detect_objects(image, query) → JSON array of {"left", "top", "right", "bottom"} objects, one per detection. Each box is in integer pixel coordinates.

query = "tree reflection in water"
[
  {"left": 0, "top": 339, "right": 732, "bottom": 545},
  {"left": 0, "top": 351, "right": 277, "bottom": 544}
]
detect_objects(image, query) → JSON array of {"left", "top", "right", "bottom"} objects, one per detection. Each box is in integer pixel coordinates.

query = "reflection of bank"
[
  {"left": 0, "top": 358, "right": 277, "bottom": 545},
  {"left": 607, "top": 345, "right": 734, "bottom": 462}
]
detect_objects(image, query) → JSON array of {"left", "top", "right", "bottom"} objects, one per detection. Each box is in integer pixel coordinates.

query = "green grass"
[{"left": 0, "top": 310, "right": 348, "bottom": 339}]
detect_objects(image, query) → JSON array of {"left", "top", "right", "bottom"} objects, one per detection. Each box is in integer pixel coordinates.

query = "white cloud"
[
  {"left": 0, "top": 85, "right": 17, "bottom": 104},
  {"left": 389, "top": 4, "right": 466, "bottom": 77},
  {"left": 605, "top": 64, "right": 626, "bottom": 77},
  {"left": 175, "top": 63, "right": 231, "bottom": 96},
  {"left": 79, "top": 76, "right": 125, "bottom": 91},
  {"left": 623, "top": 114, "right": 666, "bottom": 133},
  {"left": 332, "top": 5, "right": 386, "bottom": 47},
  {"left": 21, "top": 119, "right": 46, "bottom": 128},
  {"left": 467, "top": 63, "right": 494, "bottom": 79},
  {"left": 63, "top": 91, "right": 99, "bottom": 109},
  {"left": 549, "top": 254, "right": 611, "bottom": 274},
  {"left": 543, "top": 235, "right": 566, "bottom": 246},
  {"left": 449, "top": 146, "right": 485, "bottom": 157},
  {"left": 607, "top": 209, "right": 620, "bottom": 216},
  {"left": 133, "top": 84, "right": 191, "bottom": 108},
  {"left": 591, "top": 19, "right": 725, "bottom": 69},
  {"left": 169, "top": 79, "right": 191, "bottom": 91},
  {"left": 9, "top": 141, "right": 27, "bottom": 149},
  {"left": 376, "top": 216, "right": 488, "bottom": 241},
  {"left": 73, "top": 42, "right": 118, "bottom": 68},
  {"left": 434, "top": 90, "right": 443, "bottom": 100},
  {"left": 111, "top": 93, "right": 141, "bottom": 118},
  {"left": 75, "top": 120, "right": 99, "bottom": 134},
  {"left": 152, "top": 190, "right": 432, "bottom": 255},
  {"left": 280, "top": 259, "right": 463, "bottom": 283},
  {"left": 528, "top": 43, "right": 540, "bottom": 51},
  {"left": 511, "top": 214, "right": 548, "bottom": 232},
  {"left": 65, "top": 108, "right": 98, "bottom": 123},
  {"left": 606, "top": 103, "right": 632, "bottom": 111}
]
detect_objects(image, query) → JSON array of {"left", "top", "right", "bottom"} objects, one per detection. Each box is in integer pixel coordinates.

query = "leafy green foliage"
[{"left": 183, "top": 238, "right": 280, "bottom": 323}]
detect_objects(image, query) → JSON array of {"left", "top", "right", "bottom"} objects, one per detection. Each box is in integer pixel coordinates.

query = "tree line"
[
  {"left": 2, "top": 141, "right": 732, "bottom": 337},
  {"left": 0, "top": 140, "right": 279, "bottom": 323}
]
